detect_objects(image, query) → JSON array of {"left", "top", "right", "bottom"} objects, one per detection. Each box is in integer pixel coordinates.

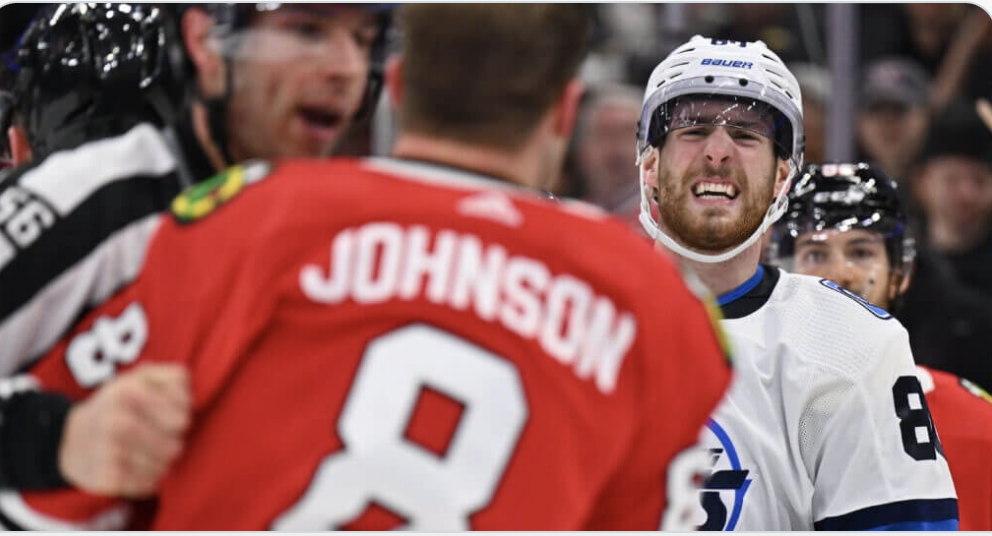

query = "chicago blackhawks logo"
[{"left": 171, "top": 160, "right": 271, "bottom": 223}]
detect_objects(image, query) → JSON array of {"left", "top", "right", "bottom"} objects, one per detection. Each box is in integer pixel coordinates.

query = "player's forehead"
[
  {"left": 668, "top": 95, "right": 777, "bottom": 132},
  {"left": 795, "top": 228, "right": 885, "bottom": 248},
  {"left": 249, "top": 4, "right": 378, "bottom": 28}
]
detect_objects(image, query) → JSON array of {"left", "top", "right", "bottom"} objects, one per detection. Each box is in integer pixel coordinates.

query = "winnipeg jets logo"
[{"left": 699, "top": 419, "right": 752, "bottom": 531}]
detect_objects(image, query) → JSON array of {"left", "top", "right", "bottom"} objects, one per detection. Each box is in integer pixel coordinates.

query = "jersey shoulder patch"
[
  {"left": 171, "top": 160, "right": 272, "bottom": 223},
  {"left": 818, "top": 279, "right": 892, "bottom": 320}
]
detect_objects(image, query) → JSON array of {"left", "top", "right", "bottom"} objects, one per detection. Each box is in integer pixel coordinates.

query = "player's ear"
[
  {"left": 641, "top": 148, "right": 659, "bottom": 197},
  {"left": 885, "top": 270, "right": 910, "bottom": 307},
  {"left": 774, "top": 158, "right": 791, "bottom": 196},
  {"left": 896, "top": 270, "right": 912, "bottom": 296},
  {"left": 8, "top": 125, "right": 31, "bottom": 166},
  {"left": 385, "top": 55, "right": 404, "bottom": 110},
  {"left": 183, "top": 8, "right": 226, "bottom": 99},
  {"left": 554, "top": 79, "right": 584, "bottom": 139}
]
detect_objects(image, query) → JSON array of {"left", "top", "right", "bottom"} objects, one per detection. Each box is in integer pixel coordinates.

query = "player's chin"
[
  {"left": 279, "top": 133, "right": 337, "bottom": 159},
  {"left": 688, "top": 202, "right": 743, "bottom": 224}
]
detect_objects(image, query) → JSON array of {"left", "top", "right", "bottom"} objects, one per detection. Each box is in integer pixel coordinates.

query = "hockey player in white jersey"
[
  {"left": 636, "top": 36, "right": 958, "bottom": 530},
  {"left": 774, "top": 161, "right": 992, "bottom": 531}
]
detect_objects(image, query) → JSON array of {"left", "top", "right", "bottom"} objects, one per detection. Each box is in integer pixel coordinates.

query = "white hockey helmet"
[{"left": 636, "top": 35, "right": 805, "bottom": 263}]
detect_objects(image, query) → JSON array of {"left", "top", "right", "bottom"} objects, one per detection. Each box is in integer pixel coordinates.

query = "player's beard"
[{"left": 656, "top": 161, "right": 776, "bottom": 253}]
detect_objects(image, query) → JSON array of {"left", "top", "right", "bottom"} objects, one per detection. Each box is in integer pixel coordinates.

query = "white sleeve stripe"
[
  {"left": 18, "top": 124, "right": 176, "bottom": 215},
  {"left": 0, "top": 213, "right": 162, "bottom": 377},
  {"left": 0, "top": 491, "right": 129, "bottom": 531}
]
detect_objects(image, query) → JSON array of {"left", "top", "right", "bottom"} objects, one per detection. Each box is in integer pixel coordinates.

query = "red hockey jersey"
[
  {"left": 13, "top": 158, "right": 731, "bottom": 530},
  {"left": 919, "top": 365, "right": 992, "bottom": 531}
]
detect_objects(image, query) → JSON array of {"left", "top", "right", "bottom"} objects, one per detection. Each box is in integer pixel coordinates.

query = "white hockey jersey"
[{"left": 693, "top": 265, "right": 958, "bottom": 531}]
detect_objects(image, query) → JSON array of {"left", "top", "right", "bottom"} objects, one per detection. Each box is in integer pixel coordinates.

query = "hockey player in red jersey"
[
  {"left": 775, "top": 161, "right": 992, "bottom": 530},
  {"left": 3, "top": 5, "right": 731, "bottom": 530}
]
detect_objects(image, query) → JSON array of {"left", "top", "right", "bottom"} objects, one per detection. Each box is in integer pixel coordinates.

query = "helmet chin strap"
[{"left": 638, "top": 155, "right": 796, "bottom": 264}]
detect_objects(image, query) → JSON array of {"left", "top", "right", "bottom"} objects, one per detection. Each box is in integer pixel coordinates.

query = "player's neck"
[
  {"left": 661, "top": 240, "right": 764, "bottom": 297},
  {"left": 392, "top": 133, "right": 542, "bottom": 189}
]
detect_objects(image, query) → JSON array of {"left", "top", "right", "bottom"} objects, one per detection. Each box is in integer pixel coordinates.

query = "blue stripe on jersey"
[
  {"left": 813, "top": 498, "right": 958, "bottom": 531},
  {"left": 866, "top": 519, "right": 959, "bottom": 531},
  {"left": 717, "top": 265, "right": 765, "bottom": 306}
]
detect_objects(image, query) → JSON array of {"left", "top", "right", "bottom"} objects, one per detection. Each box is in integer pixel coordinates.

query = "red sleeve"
[
  {"left": 925, "top": 368, "right": 992, "bottom": 531},
  {"left": 10, "top": 274, "right": 157, "bottom": 528}
]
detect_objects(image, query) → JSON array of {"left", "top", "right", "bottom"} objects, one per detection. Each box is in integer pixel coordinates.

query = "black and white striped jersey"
[{"left": 0, "top": 122, "right": 206, "bottom": 377}]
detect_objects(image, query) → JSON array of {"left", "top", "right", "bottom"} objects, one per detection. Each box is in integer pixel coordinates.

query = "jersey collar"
[{"left": 719, "top": 264, "right": 780, "bottom": 319}]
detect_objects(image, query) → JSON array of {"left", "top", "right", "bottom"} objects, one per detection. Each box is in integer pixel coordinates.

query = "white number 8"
[{"left": 273, "top": 324, "right": 528, "bottom": 530}]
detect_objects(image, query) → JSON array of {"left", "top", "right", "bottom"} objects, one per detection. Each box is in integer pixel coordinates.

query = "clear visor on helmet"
[
  {"left": 774, "top": 227, "right": 890, "bottom": 302},
  {"left": 649, "top": 94, "right": 793, "bottom": 160},
  {"left": 207, "top": 4, "right": 382, "bottom": 63}
]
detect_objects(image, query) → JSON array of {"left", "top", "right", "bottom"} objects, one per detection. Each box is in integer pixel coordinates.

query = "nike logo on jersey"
[{"left": 300, "top": 222, "right": 636, "bottom": 394}]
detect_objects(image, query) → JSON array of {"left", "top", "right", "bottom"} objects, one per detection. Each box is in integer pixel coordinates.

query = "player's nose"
[
  {"left": 702, "top": 128, "right": 734, "bottom": 166},
  {"left": 829, "top": 259, "right": 858, "bottom": 291}
]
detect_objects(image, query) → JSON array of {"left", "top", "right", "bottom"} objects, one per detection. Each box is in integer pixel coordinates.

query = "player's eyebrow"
[
  {"left": 734, "top": 120, "right": 767, "bottom": 131},
  {"left": 844, "top": 236, "right": 883, "bottom": 247},
  {"left": 795, "top": 237, "right": 829, "bottom": 248}
]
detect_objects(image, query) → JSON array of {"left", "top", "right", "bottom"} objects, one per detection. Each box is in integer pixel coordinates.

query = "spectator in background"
[
  {"left": 572, "top": 83, "right": 642, "bottom": 227},
  {"left": 857, "top": 57, "right": 932, "bottom": 189},
  {"left": 686, "top": 4, "right": 828, "bottom": 64},
  {"left": 789, "top": 63, "right": 828, "bottom": 164},
  {"left": 912, "top": 100, "right": 992, "bottom": 302},
  {"left": 861, "top": 4, "right": 991, "bottom": 111}
]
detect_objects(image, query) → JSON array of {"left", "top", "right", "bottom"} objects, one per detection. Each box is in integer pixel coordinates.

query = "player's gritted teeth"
[
  {"left": 688, "top": 176, "right": 742, "bottom": 208},
  {"left": 692, "top": 180, "right": 739, "bottom": 200}
]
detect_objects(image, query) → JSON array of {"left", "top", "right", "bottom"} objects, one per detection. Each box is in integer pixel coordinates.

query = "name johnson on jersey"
[{"left": 300, "top": 221, "right": 636, "bottom": 394}]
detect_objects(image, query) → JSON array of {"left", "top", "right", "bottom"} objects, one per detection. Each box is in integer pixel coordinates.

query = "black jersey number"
[{"left": 892, "top": 375, "right": 944, "bottom": 461}]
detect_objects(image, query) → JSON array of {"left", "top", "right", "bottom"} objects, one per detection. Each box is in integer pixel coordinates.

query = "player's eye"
[
  {"left": 283, "top": 20, "right": 325, "bottom": 41},
  {"left": 679, "top": 127, "right": 709, "bottom": 139},
  {"left": 730, "top": 129, "right": 760, "bottom": 145},
  {"left": 850, "top": 247, "right": 877, "bottom": 261},
  {"left": 800, "top": 249, "right": 827, "bottom": 265},
  {"left": 353, "top": 24, "right": 378, "bottom": 51}
]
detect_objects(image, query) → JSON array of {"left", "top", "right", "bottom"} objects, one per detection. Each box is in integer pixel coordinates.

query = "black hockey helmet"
[
  {"left": 0, "top": 3, "right": 183, "bottom": 160},
  {"left": 773, "top": 162, "right": 916, "bottom": 278}
]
